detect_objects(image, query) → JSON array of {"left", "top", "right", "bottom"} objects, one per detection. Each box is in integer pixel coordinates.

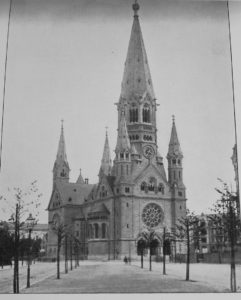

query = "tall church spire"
[
  {"left": 53, "top": 120, "right": 70, "bottom": 183},
  {"left": 117, "top": 2, "right": 158, "bottom": 156},
  {"left": 100, "top": 129, "right": 112, "bottom": 176},
  {"left": 56, "top": 120, "right": 68, "bottom": 164},
  {"left": 121, "top": 1, "right": 155, "bottom": 100}
]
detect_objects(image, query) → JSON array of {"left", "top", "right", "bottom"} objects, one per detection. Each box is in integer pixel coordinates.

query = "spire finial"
[
  {"left": 61, "top": 119, "right": 64, "bottom": 130},
  {"left": 132, "top": 0, "right": 140, "bottom": 17},
  {"left": 105, "top": 126, "right": 108, "bottom": 136},
  {"left": 172, "top": 115, "right": 175, "bottom": 124}
]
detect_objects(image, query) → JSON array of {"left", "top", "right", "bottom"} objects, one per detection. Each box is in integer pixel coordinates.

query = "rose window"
[{"left": 142, "top": 203, "right": 163, "bottom": 228}]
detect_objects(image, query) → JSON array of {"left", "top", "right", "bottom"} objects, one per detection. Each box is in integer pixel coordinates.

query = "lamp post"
[{"left": 26, "top": 213, "right": 35, "bottom": 288}]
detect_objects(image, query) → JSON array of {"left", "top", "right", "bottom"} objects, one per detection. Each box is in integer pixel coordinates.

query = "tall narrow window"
[
  {"left": 141, "top": 182, "right": 146, "bottom": 191},
  {"left": 143, "top": 104, "right": 150, "bottom": 123},
  {"left": 129, "top": 103, "right": 138, "bottom": 123},
  {"left": 148, "top": 177, "right": 156, "bottom": 191},
  {"left": 101, "top": 223, "right": 106, "bottom": 239},
  {"left": 94, "top": 224, "right": 99, "bottom": 239}
]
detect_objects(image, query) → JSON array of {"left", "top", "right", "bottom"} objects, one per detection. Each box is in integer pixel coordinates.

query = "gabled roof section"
[
  {"left": 96, "top": 174, "right": 115, "bottom": 198},
  {"left": 167, "top": 116, "right": 183, "bottom": 157},
  {"left": 120, "top": 2, "right": 155, "bottom": 100},
  {"left": 116, "top": 111, "right": 131, "bottom": 152},
  {"left": 133, "top": 161, "right": 168, "bottom": 185}
]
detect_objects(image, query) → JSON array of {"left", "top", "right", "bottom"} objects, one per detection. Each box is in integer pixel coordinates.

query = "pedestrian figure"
[{"left": 124, "top": 256, "right": 128, "bottom": 264}]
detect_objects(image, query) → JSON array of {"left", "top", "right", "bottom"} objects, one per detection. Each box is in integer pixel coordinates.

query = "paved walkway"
[
  {"left": 21, "top": 261, "right": 241, "bottom": 293},
  {"left": 1, "top": 260, "right": 241, "bottom": 293}
]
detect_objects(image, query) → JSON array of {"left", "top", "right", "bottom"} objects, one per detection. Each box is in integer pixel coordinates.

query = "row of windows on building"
[
  {"left": 129, "top": 104, "right": 151, "bottom": 123},
  {"left": 87, "top": 223, "right": 107, "bottom": 239},
  {"left": 171, "top": 170, "right": 182, "bottom": 181},
  {"left": 140, "top": 181, "right": 165, "bottom": 194},
  {"left": 171, "top": 159, "right": 181, "bottom": 165}
]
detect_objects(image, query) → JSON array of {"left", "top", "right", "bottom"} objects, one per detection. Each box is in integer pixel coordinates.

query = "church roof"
[
  {"left": 120, "top": 2, "right": 155, "bottom": 100},
  {"left": 88, "top": 203, "right": 110, "bottom": 217},
  {"left": 167, "top": 117, "right": 183, "bottom": 157},
  {"left": 56, "top": 181, "right": 95, "bottom": 206}
]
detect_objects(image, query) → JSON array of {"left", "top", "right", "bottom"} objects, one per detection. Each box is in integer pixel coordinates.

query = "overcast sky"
[{"left": 0, "top": 0, "right": 241, "bottom": 222}]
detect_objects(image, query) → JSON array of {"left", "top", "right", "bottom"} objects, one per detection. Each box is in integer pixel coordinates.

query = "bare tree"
[
  {"left": 175, "top": 209, "right": 199, "bottom": 281},
  {"left": 209, "top": 180, "right": 240, "bottom": 292},
  {"left": 51, "top": 222, "right": 66, "bottom": 279}
]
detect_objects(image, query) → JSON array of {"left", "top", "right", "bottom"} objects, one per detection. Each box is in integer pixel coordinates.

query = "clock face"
[{"left": 143, "top": 145, "right": 155, "bottom": 159}]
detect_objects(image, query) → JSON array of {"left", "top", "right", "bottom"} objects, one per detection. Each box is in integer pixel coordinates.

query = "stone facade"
[{"left": 47, "top": 2, "right": 187, "bottom": 260}]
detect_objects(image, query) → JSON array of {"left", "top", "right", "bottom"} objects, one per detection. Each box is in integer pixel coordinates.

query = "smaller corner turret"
[
  {"left": 167, "top": 116, "right": 185, "bottom": 192},
  {"left": 113, "top": 111, "right": 132, "bottom": 182}
]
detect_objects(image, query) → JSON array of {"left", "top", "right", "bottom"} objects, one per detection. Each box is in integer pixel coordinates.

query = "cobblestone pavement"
[{"left": 1, "top": 260, "right": 241, "bottom": 293}]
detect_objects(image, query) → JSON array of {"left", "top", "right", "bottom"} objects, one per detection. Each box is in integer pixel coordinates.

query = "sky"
[{"left": 0, "top": 0, "right": 241, "bottom": 223}]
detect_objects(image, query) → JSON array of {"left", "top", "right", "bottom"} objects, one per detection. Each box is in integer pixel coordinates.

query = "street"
[{"left": 1, "top": 260, "right": 241, "bottom": 293}]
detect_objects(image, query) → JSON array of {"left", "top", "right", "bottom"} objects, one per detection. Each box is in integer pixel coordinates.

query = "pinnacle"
[
  {"left": 116, "top": 112, "right": 131, "bottom": 152},
  {"left": 100, "top": 131, "right": 112, "bottom": 176},
  {"left": 168, "top": 117, "right": 183, "bottom": 157}
]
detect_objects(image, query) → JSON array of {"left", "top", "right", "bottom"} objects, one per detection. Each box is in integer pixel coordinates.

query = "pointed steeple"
[
  {"left": 167, "top": 116, "right": 183, "bottom": 158},
  {"left": 121, "top": 1, "right": 155, "bottom": 100},
  {"left": 56, "top": 120, "right": 69, "bottom": 165},
  {"left": 116, "top": 111, "right": 131, "bottom": 152},
  {"left": 53, "top": 120, "right": 70, "bottom": 182},
  {"left": 100, "top": 129, "right": 112, "bottom": 176},
  {"left": 76, "top": 169, "right": 85, "bottom": 184}
]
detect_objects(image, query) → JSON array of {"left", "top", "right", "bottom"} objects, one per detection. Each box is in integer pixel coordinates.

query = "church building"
[{"left": 47, "top": 1, "right": 187, "bottom": 260}]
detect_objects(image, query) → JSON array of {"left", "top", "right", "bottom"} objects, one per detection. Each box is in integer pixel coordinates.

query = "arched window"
[
  {"left": 158, "top": 183, "right": 165, "bottom": 194},
  {"left": 102, "top": 223, "right": 106, "bottom": 239},
  {"left": 94, "top": 223, "right": 99, "bottom": 239},
  {"left": 141, "top": 182, "right": 146, "bottom": 191},
  {"left": 129, "top": 103, "right": 138, "bottom": 123},
  {"left": 143, "top": 104, "right": 150, "bottom": 123},
  {"left": 148, "top": 177, "right": 156, "bottom": 191}
]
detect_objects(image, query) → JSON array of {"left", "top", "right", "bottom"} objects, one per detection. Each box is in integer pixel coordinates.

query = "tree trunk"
[
  {"left": 141, "top": 252, "right": 143, "bottom": 269},
  {"left": 230, "top": 206, "right": 236, "bottom": 292},
  {"left": 65, "top": 236, "right": 68, "bottom": 274},
  {"left": 163, "top": 227, "right": 166, "bottom": 275},
  {"left": 57, "top": 234, "right": 60, "bottom": 279},
  {"left": 218, "top": 249, "right": 222, "bottom": 264},
  {"left": 70, "top": 240, "right": 73, "bottom": 271},
  {"left": 186, "top": 223, "right": 190, "bottom": 281},
  {"left": 149, "top": 250, "right": 152, "bottom": 271},
  {"left": 13, "top": 203, "right": 19, "bottom": 294}
]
